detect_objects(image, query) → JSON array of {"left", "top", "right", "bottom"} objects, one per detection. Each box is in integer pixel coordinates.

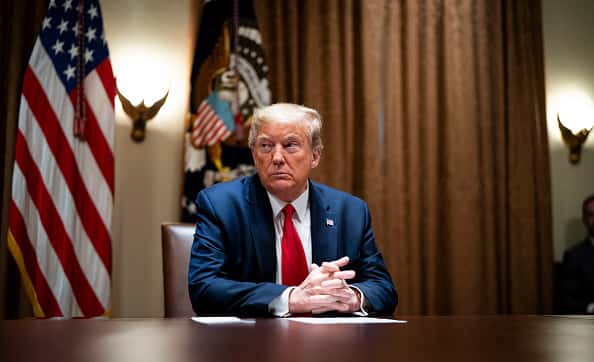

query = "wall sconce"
[
  {"left": 117, "top": 89, "right": 168, "bottom": 143},
  {"left": 557, "top": 113, "right": 592, "bottom": 164}
]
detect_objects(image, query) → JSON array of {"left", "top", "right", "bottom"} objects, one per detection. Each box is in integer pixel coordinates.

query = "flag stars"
[
  {"left": 64, "top": 65, "right": 76, "bottom": 80},
  {"left": 101, "top": 32, "right": 107, "bottom": 45},
  {"left": 84, "top": 49, "right": 94, "bottom": 64},
  {"left": 88, "top": 4, "right": 98, "bottom": 19},
  {"left": 63, "top": 0, "right": 73, "bottom": 11},
  {"left": 86, "top": 27, "right": 97, "bottom": 42},
  {"left": 49, "top": 0, "right": 56, "bottom": 9},
  {"left": 58, "top": 19, "right": 69, "bottom": 34},
  {"left": 68, "top": 44, "right": 79, "bottom": 60},
  {"left": 73, "top": 21, "right": 80, "bottom": 37},
  {"left": 42, "top": 17, "right": 52, "bottom": 31},
  {"left": 52, "top": 39, "right": 64, "bottom": 55}
]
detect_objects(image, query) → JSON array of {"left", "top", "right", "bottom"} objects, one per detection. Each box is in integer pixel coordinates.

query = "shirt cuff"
[
  {"left": 269, "top": 287, "right": 294, "bottom": 317},
  {"left": 350, "top": 285, "right": 368, "bottom": 316}
]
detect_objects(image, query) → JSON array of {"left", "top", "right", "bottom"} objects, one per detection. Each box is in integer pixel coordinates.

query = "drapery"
[{"left": 256, "top": 0, "right": 552, "bottom": 314}]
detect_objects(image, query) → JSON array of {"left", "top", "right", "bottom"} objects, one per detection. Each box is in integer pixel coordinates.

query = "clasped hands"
[{"left": 288, "top": 256, "right": 361, "bottom": 314}]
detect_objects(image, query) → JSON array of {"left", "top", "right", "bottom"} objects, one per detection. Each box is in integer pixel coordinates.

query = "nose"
[{"left": 272, "top": 144, "right": 285, "bottom": 165}]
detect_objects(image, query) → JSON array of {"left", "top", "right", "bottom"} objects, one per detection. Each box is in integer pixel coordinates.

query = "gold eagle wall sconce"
[
  {"left": 557, "top": 113, "right": 592, "bottom": 164},
  {"left": 117, "top": 89, "right": 169, "bottom": 143}
]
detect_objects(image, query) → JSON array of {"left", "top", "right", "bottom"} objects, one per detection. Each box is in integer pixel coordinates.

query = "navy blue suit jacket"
[
  {"left": 188, "top": 175, "right": 397, "bottom": 317},
  {"left": 561, "top": 239, "right": 594, "bottom": 313}
]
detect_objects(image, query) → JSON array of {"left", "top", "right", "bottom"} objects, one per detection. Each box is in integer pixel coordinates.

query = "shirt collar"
[{"left": 267, "top": 182, "right": 309, "bottom": 222}]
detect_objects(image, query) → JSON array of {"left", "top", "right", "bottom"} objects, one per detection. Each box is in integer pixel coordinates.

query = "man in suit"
[
  {"left": 560, "top": 194, "right": 594, "bottom": 314},
  {"left": 188, "top": 103, "right": 397, "bottom": 317}
]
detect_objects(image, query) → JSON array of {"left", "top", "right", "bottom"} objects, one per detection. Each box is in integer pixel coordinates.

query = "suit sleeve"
[
  {"left": 188, "top": 190, "right": 287, "bottom": 317},
  {"left": 350, "top": 202, "right": 398, "bottom": 316},
  {"left": 560, "top": 248, "right": 590, "bottom": 313}
]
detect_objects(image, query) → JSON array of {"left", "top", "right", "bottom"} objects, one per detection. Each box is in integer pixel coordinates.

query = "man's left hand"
[{"left": 310, "top": 278, "right": 361, "bottom": 314}]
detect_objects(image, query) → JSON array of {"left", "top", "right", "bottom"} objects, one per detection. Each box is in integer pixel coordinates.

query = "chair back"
[{"left": 161, "top": 222, "right": 195, "bottom": 317}]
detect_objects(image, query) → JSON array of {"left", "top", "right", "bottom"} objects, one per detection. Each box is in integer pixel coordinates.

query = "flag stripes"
[
  {"left": 14, "top": 132, "right": 104, "bottom": 316},
  {"left": 192, "top": 101, "right": 232, "bottom": 147},
  {"left": 22, "top": 66, "right": 112, "bottom": 271},
  {"left": 28, "top": 40, "right": 114, "bottom": 205},
  {"left": 16, "top": 101, "right": 110, "bottom": 306},
  {"left": 8, "top": 0, "right": 114, "bottom": 318},
  {"left": 8, "top": 205, "right": 63, "bottom": 317}
]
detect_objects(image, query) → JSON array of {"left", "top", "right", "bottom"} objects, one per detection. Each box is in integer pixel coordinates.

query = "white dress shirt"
[
  {"left": 268, "top": 185, "right": 312, "bottom": 284},
  {"left": 267, "top": 185, "right": 367, "bottom": 316}
]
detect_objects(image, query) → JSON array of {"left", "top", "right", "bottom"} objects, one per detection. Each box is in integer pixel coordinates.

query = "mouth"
[{"left": 270, "top": 172, "right": 291, "bottom": 178}]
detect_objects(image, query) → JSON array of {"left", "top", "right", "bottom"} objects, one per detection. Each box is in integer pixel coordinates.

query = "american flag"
[
  {"left": 7, "top": 0, "right": 115, "bottom": 318},
  {"left": 191, "top": 94, "right": 233, "bottom": 148}
]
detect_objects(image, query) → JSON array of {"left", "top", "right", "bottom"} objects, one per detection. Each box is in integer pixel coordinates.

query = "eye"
[
  {"left": 284, "top": 141, "right": 301, "bottom": 152},
  {"left": 258, "top": 142, "right": 273, "bottom": 153}
]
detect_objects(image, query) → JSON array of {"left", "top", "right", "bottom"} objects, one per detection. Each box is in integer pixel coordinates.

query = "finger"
[
  {"left": 317, "top": 288, "right": 356, "bottom": 303},
  {"left": 308, "top": 288, "right": 355, "bottom": 303},
  {"left": 320, "top": 278, "right": 345, "bottom": 289},
  {"left": 318, "top": 257, "right": 349, "bottom": 273},
  {"left": 306, "top": 269, "right": 355, "bottom": 287},
  {"left": 307, "top": 270, "right": 335, "bottom": 285},
  {"left": 319, "top": 262, "right": 341, "bottom": 273},
  {"left": 308, "top": 294, "right": 343, "bottom": 305},
  {"left": 332, "top": 270, "right": 356, "bottom": 280},
  {"left": 328, "top": 256, "right": 350, "bottom": 268},
  {"left": 311, "top": 301, "right": 351, "bottom": 314}
]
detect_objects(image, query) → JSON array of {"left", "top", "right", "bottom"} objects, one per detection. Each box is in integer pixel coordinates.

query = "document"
[
  {"left": 191, "top": 316, "right": 256, "bottom": 325},
  {"left": 287, "top": 317, "right": 407, "bottom": 325}
]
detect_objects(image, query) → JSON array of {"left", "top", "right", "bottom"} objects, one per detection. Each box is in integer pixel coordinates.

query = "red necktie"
[{"left": 281, "top": 204, "right": 308, "bottom": 286}]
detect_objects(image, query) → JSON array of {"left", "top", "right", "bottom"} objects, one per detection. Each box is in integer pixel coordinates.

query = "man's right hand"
[{"left": 288, "top": 256, "right": 360, "bottom": 314}]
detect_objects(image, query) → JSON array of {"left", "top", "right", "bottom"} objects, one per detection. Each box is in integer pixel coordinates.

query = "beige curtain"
[{"left": 256, "top": 0, "right": 552, "bottom": 314}]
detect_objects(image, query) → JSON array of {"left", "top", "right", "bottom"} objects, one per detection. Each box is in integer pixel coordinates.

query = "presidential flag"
[
  {"left": 7, "top": 0, "right": 115, "bottom": 318},
  {"left": 182, "top": 0, "right": 271, "bottom": 222}
]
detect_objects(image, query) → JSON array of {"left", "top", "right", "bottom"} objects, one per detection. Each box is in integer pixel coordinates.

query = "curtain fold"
[
  {"left": 256, "top": 0, "right": 552, "bottom": 314},
  {"left": 0, "top": 0, "right": 48, "bottom": 319}
]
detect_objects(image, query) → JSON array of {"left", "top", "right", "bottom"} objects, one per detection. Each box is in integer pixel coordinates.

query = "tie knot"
[{"left": 282, "top": 204, "right": 295, "bottom": 219}]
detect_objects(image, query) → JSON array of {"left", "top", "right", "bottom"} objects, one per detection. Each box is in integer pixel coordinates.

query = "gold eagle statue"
[
  {"left": 557, "top": 113, "right": 592, "bottom": 164},
  {"left": 117, "top": 89, "right": 169, "bottom": 142}
]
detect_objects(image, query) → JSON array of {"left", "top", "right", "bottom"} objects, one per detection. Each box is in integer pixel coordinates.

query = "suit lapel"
[
  {"left": 309, "top": 181, "right": 338, "bottom": 265},
  {"left": 246, "top": 175, "right": 276, "bottom": 282}
]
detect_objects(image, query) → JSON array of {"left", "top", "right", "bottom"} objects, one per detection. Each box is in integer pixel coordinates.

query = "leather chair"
[{"left": 161, "top": 222, "right": 195, "bottom": 317}]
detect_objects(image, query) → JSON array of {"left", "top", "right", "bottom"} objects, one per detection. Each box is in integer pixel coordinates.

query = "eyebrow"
[{"left": 256, "top": 134, "right": 303, "bottom": 142}]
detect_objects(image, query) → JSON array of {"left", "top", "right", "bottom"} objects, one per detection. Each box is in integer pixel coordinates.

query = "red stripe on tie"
[{"left": 8, "top": 201, "right": 63, "bottom": 317}]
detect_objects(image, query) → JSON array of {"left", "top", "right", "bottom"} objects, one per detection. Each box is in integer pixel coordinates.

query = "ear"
[{"left": 311, "top": 149, "right": 321, "bottom": 169}]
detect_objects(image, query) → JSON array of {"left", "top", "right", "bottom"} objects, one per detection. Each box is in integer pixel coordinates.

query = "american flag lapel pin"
[{"left": 326, "top": 218, "right": 334, "bottom": 227}]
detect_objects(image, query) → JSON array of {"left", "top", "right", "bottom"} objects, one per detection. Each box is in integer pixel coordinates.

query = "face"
[
  {"left": 583, "top": 200, "right": 594, "bottom": 237},
  {"left": 252, "top": 121, "right": 320, "bottom": 202}
]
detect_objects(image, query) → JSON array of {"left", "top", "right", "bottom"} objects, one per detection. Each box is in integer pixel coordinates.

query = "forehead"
[{"left": 256, "top": 121, "right": 308, "bottom": 140}]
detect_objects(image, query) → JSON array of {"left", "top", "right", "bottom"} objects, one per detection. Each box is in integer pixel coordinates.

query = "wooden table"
[{"left": 1, "top": 316, "right": 593, "bottom": 362}]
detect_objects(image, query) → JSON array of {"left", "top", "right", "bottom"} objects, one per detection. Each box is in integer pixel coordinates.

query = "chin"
[
  {"left": 266, "top": 182, "right": 298, "bottom": 200},
  {"left": 267, "top": 181, "right": 294, "bottom": 192}
]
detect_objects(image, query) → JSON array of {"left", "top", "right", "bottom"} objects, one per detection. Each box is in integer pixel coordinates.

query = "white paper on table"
[
  {"left": 191, "top": 316, "right": 256, "bottom": 325},
  {"left": 287, "top": 317, "right": 407, "bottom": 325}
]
